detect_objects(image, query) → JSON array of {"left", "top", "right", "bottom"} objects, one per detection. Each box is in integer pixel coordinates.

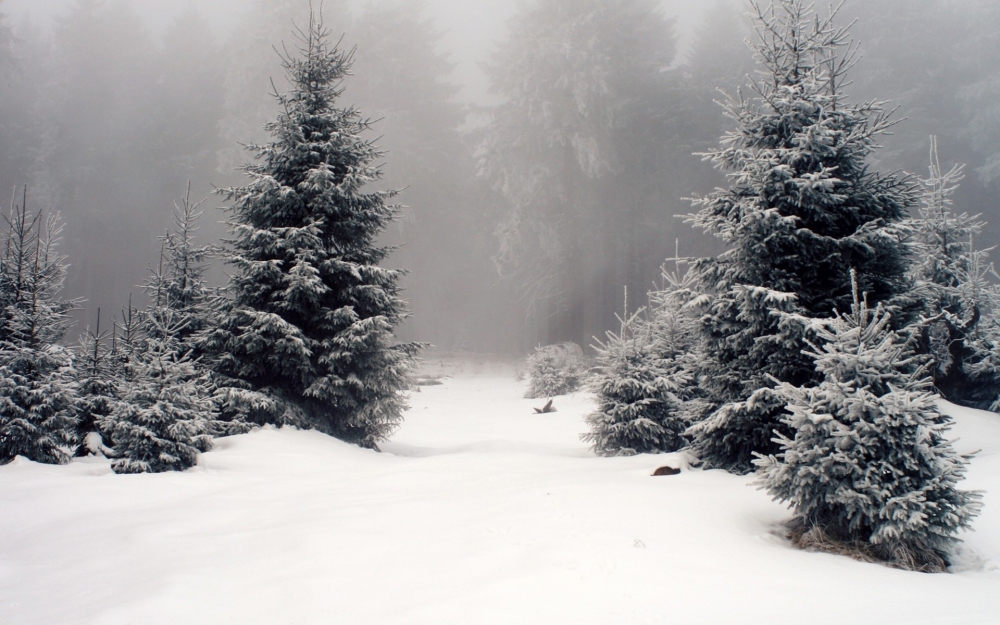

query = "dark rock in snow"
[{"left": 652, "top": 466, "right": 681, "bottom": 476}]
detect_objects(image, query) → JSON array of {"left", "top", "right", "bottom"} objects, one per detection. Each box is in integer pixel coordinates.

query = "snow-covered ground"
[{"left": 2, "top": 358, "right": 999, "bottom": 624}]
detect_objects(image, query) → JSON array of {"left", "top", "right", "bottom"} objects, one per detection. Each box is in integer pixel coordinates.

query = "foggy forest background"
[{"left": 1, "top": 0, "right": 998, "bottom": 355}]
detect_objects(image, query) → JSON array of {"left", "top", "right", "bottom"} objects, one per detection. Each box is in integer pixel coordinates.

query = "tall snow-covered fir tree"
[
  {"left": 755, "top": 274, "right": 982, "bottom": 572},
  {"left": 686, "top": 0, "right": 915, "bottom": 474},
  {"left": 0, "top": 190, "right": 78, "bottom": 465},
  {"left": 583, "top": 256, "right": 705, "bottom": 456},
  {"left": 908, "top": 137, "right": 1000, "bottom": 407},
  {"left": 200, "top": 13, "right": 419, "bottom": 448},
  {"left": 101, "top": 309, "right": 215, "bottom": 474}
]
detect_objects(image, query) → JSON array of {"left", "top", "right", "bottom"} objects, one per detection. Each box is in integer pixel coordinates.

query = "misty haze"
[
  {"left": 1, "top": 0, "right": 995, "bottom": 354},
  {"left": 1, "top": 0, "right": 999, "bottom": 623}
]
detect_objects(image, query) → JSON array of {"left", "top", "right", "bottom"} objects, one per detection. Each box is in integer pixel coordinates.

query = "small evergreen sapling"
[
  {"left": 109, "top": 296, "right": 143, "bottom": 386},
  {"left": 201, "top": 13, "right": 419, "bottom": 448},
  {"left": 145, "top": 185, "right": 251, "bottom": 437},
  {"left": 908, "top": 137, "right": 1000, "bottom": 406},
  {"left": 524, "top": 342, "right": 585, "bottom": 399},
  {"left": 584, "top": 257, "right": 703, "bottom": 456},
  {"left": 74, "top": 309, "right": 117, "bottom": 456},
  {"left": 101, "top": 310, "right": 215, "bottom": 474},
  {"left": 961, "top": 283, "right": 1000, "bottom": 411},
  {"left": 941, "top": 241, "right": 1000, "bottom": 408},
  {"left": 583, "top": 310, "right": 687, "bottom": 456},
  {"left": 146, "top": 183, "right": 218, "bottom": 349},
  {"left": 0, "top": 190, "right": 78, "bottom": 465},
  {"left": 99, "top": 203, "right": 233, "bottom": 473},
  {"left": 755, "top": 274, "right": 983, "bottom": 572}
]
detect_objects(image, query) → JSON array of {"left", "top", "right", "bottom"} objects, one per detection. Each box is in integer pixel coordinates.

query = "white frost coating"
[{"left": 82, "top": 432, "right": 106, "bottom": 456}]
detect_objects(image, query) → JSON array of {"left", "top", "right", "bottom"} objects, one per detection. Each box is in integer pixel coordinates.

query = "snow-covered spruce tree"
[
  {"left": 908, "top": 137, "right": 1000, "bottom": 407},
  {"left": 959, "top": 266, "right": 1000, "bottom": 411},
  {"left": 686, "top": 1, "right": 915, "bottom": 474},
  {"left": 200, "top": 14, "right": 419, "bottom": 448},
  {"left": 583, "top": 255, "right": 705, "bottom": 456},
  {"left": 146, "top": 182, "right": 218, "bottom": 350},
  {"left": 109, "top": 296, "right": 143, "bottom": 387},
  {"left": 74, "top": 310, "right": 117, "bottom": 456},
  {"left": 101, "top": 309, "right": 215, "bottom": 474},
  {"left": 524, "top": 342, "right": 585, "bottom": 399},
  {"left": 585, "top": 311, "right": 682, "bottom": 456},
  {"left": 755, "top": 274, "right": 983, "bottom": 572},
  {"left": 98, "top": 226, "right": 228, "bottom": 472},
  {"left": 143, "top": 183, "right": 251, "bottom": 438},
  {"left": 0, "top": 190, "right": 78, "bottom": 465}
]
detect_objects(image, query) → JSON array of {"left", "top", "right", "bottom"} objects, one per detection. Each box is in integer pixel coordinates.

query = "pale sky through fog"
[
  {"left": 3, "top": 0, "right": 244, "bottom": 32},
  {"left": 3, "top": 0, "right": 709, "bottom": 104}
]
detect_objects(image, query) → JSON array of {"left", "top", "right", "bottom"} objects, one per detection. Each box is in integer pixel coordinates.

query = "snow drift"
[{"left": 1, "top": 362, "right": 997, "bottom": 624}]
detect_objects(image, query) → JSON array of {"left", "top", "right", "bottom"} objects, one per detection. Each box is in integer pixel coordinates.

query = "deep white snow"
[{"left": 2, "top": 358, "right": 999, "bottom": 624}]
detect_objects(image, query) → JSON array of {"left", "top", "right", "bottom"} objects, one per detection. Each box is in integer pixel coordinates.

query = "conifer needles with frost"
[
  {"left": 755, "top": 273, "right": 982, "bottom": 572},
  {"left": 101, "top": 310, "right": 215, "bottom": 474},
  {"left": 687, "top": 0, "right": 914, "bottom": 474},
  {"left": 201, "top": 12, "right": 419, "bottom": 448},
  {"left": 74, "top": 310, "right": 117, "bottom": 456},
  {"left": 584, "top": 256, "right": 703, "bottom": 456},
  {"left": 0, "top": 189, "right": 78, "bottom": 464},
  {"left": 909, "top": 137, "right": 1000, "bottom": 407}
]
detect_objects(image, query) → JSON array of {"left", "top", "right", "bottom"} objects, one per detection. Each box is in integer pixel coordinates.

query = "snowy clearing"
[{"left": 2, "top": 359, "right": 999, "bottom": 625}]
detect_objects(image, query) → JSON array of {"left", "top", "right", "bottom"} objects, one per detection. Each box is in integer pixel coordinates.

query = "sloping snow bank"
[{"left": 1, "top": 366, "right": 998, "bottom": 625}]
